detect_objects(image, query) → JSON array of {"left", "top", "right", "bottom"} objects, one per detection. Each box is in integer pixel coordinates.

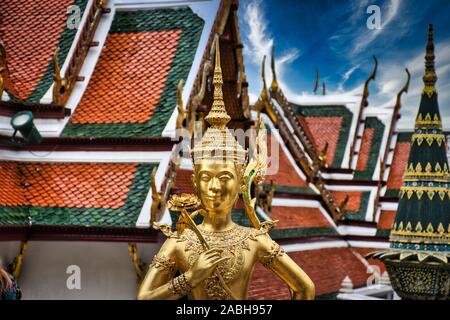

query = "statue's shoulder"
[
  {"left": 248, "top": 221, "right": 277, "bottom": 240},
  {"left": 154, "top": 223, "right": 178, "bottom": 239}
]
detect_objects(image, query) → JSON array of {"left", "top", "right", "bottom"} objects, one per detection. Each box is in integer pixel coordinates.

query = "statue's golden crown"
[{"left": 191, "top": 34, "right": 247, "bottom": 165}]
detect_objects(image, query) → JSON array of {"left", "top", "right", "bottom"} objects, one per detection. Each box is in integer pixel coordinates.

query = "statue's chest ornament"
[{"left": 178, "top": 225, "right": 260, "bottom": 299}]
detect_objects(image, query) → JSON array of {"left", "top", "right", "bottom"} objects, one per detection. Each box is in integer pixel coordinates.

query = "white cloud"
[
  {"left": 242, "top": 0, "right": 300, "bottom": 97},
  {"left": 337, "top": 64, "right": 361, "bottom": 92},
  {"left": 243, "top": 0, "right": 273, "bottom": 65},
  {"left": 373, "top": 40, "right": 450, "bottom": 128},
  {"left": 240, "top": 0, "right": 450, "bottom": 129},
  {"left": 248, "top": 92, "right": 259, "bottom": 105}
]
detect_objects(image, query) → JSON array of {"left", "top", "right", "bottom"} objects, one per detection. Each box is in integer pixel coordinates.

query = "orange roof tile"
[
  {"left": 378, "top": 210, "right": 396, "bottom": 230},
  {"left": 266, "top": 134, "right": 308, "bottom": 187},
  {"left": 0, "top": 0, "right": 75, "bottom": 100},
  {"left": 248, "top": 247, "right": 369, "bottom": 299},
  {"left": 387, "top": 141, "right": 410, "bottom": 190},
  {"left": 70, "top": 30, "right": 181, "bottom": 124},
  {"left": 299, "top": 116, "right": 343, "bottom": 166},
  {"left": 271, "top": 206, "right": 331, "bottom": 229},
  {"left": 356, "top": 127, "right": 374, "bottom": 171},
  {"left": 0, "top": 162, "right": 139, "bottom": 209},
  {"left": 0, "top": 162, "right": 27, "bottom": 206}
]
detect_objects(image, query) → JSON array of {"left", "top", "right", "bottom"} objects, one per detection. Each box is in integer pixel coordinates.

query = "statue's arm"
[
  {"left": 137, "top": 238, "right": 185, "bottom": 300},
  {"left": 257, "top": 235, "right": 315, "bottom": 300},
  {"left": 137, "top": 238, "right": 227, "bottom": 300}
]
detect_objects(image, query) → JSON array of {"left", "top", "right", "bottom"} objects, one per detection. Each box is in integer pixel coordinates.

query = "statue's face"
[{"left": 194, "top": 161, "right": 240, "bottom": 213}]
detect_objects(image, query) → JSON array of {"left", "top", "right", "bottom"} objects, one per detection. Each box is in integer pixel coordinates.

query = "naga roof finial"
[
  {"left": 270, "top": 46, "right": 278, "bottom": 92},
  {"left": 260, "top": 55, "right": 269, "bottom": 101}
]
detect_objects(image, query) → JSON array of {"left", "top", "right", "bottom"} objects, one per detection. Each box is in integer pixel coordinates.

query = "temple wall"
[{"left": 0, "top": 241, "right": 160, "bottom": 300}]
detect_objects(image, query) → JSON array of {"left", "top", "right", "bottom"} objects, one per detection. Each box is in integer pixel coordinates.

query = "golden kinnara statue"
[{"left": 137, "top": 35, "right": 315, "bottom": 300}]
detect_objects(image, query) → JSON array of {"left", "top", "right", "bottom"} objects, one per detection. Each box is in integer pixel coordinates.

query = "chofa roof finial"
[
  {"left": 313, "top": 67, "right": 319, "bottom": 95},
  {"left": 270, "top": 46, "right": 278, "bottom": 92},
  {"left": 260, "top": 55, "right": 268, "bottom": 101}
]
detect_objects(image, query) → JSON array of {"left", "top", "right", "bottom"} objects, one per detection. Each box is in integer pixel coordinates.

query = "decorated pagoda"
[{"left": 368, "top": 25, "right": 450, "bottom": 300}]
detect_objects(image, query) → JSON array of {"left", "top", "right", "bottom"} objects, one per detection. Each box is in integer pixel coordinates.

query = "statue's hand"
[{"left": 185, "top": 248, "right": 229, "bottom": 287}]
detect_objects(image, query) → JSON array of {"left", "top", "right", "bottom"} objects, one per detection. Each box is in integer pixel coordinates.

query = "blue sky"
[{"left": 238, "top": 0, "right": 450, "bottom": 129}]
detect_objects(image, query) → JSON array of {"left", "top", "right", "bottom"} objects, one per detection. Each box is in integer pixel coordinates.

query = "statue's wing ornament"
[{"left": 242, "top": 121, "right": 269, "bottom": 229}]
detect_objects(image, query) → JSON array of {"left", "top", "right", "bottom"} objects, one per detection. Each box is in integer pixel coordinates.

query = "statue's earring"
[{"left": 191, "top": 173, "right": 198, "bottom": 194}]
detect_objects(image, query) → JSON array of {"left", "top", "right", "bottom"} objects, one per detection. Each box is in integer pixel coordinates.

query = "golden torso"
[{"left": 173, "top": 224, "right": 269, "bottom": 300}]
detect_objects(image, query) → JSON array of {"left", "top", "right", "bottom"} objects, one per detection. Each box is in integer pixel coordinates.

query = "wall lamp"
[{"left": 1, "top": 111, "right": 43, "bottom": 146}]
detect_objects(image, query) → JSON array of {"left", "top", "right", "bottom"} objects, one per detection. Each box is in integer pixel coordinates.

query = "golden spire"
[
  {"left": 204, "top": 34, "right": 230, "bottom": 129},
  {"left": 270, "top": 46, "right": 279, "bottom": 92},
  {"left": 423, "top": 24, "right": 437, "bottom": 97},
  {"left": 191, "top": 34, "right": 247, "bottom": 165}
]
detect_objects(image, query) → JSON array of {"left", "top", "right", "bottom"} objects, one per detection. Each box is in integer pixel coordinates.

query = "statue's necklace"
[{"left": 182, "top": 225, "right": 252, "bottom": 299}]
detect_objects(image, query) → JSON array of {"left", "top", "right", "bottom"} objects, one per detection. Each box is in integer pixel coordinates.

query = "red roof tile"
[
  {"left": 0, "top": 162, "right": 27, "bottom": 206},
  {"left": 266, "top": 134, "right": 308, "bottom": 187},
  {"left": 172, "top": 169, "right": 194, "bottom": 194},
  {"left": 330, "top": 191, "right": 363, "bottom": 212},
  {"left": 386, "top": 141, "right": 410, "bottom": 190},
  {"left": 248, "top": 247, "right": 369, "bottom": 299},
  {"left": 378, "top": 210, "right": 396, "bottom": 230},
  {"left": 249, "top": 263, "right": 291, "bottom": 300},
  {"left": 271, "top": 206, "right": 331, "bottom": 229},
  {"left": 70, "top": 30, "right": 181, "bottom": 124},
  {"left": 356, "top": 128, "right": 374, "bottom": 171},
  {"left": 0, "top": 0, "right": 74, "bottom": 100},
  {"left": 299, "top": 116, "right": 343, "bottom": 166},
  {"left": 0, "top": 162, "right": 139, "bottom": 209}
]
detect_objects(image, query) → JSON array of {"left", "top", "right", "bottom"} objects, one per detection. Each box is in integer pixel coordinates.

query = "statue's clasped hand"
[{"left": 185, "top": 248, "right": 229, "bottom": 287}]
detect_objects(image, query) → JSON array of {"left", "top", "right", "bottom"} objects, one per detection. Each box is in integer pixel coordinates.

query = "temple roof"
[
  {"left": 0, "top": 0, "right": 89, "bottom": 102},
  {"left": 62, "top": 8, "right": 204, "bottom": 138},
  {"left": 269, "top": 206, "right": 337, "bottom": 239},
  {"left": 354, "top": 117, "right": 385, "bottom": 180},
  {"left": 249, "top": 247, "right": 372, "bottom": 299},
  {"left": 292, "top": 104, "right": 353, "bottom": 168},
  {"left": 385, "top": 132, "right": 412, "bottom": 197},
  {"left": 0, "top": 0, "right": 231, "bottom": 233},
  {"left": 0, "top": 161, "right": 154, "bottom": 227}
]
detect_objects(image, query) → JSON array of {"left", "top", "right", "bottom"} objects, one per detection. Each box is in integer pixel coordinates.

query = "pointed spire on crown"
[{"left": 204, "top": 34, "right": 231, "bottom": 129}]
